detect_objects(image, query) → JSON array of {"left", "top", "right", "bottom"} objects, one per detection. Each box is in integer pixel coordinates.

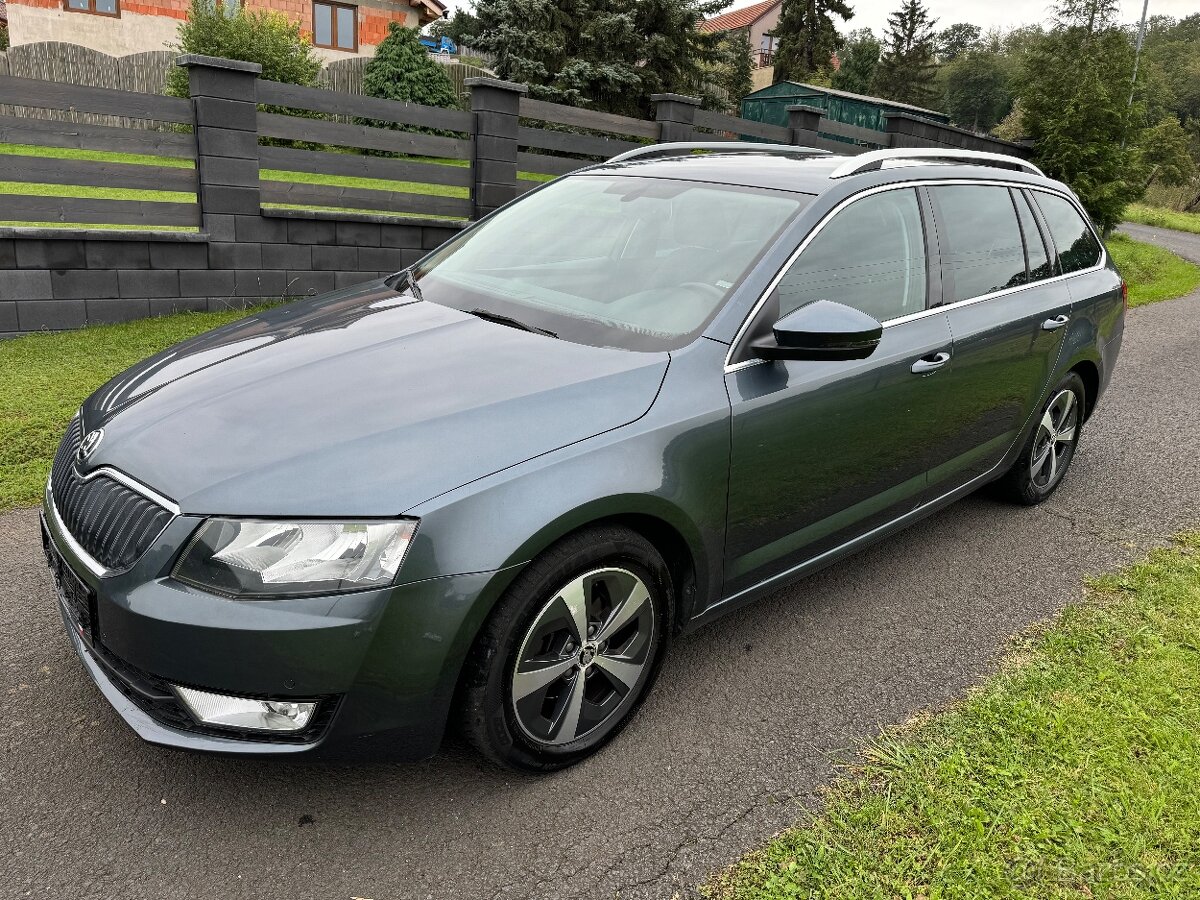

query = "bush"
[
  {"left": 0, "top": 25, "right": 9, "bottom": 52},
  {"left": 362, "top": 23, "right": 461, "bottom": 111},
  {"left": 165, "top": 0, "right": 322, "bottom": 98}
]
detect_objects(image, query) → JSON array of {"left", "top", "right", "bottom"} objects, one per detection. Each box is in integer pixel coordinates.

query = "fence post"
[
  {"left": 787, "top": 104, "right": 825, "bottom": 148},
  {"left": 651, "top": 94, "right": 701, "bottom": 142},
  {"left": 465, "top": 77, "right": 528, "bottom": 220},
  {"left": 176, "top": 54, "right": 263, "bottom": 240}
]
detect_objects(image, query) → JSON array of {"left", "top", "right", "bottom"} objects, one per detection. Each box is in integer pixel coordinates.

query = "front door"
[{"left": 722, "top": 186, "right": 956, "bottom": 598}]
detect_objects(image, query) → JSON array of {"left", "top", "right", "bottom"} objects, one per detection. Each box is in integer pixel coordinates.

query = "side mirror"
[{"left": 750, "top": 299, "right": 883, "bottom": 361}]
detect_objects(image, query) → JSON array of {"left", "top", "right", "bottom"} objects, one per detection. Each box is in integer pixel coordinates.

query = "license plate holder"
[{"left": 42, "top": 518, "right": 96, "bottom": 647}]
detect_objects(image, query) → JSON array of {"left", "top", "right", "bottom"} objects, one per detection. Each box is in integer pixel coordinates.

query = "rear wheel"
[
  {"left": 993, "top": 372, "right": 1085, "bottom": 505},
  {"left": 458, "top": 526, "right": 672, "bottom": 772}
]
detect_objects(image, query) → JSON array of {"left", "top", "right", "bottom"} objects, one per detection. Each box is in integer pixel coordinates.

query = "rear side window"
[
  {"left": 1014, "top": 190, "right": 1053, "bottom": 282},
  {"left": 930, "top": 185, "right": 1026, "bottom": 302},
  {"left": 776, "top": 187, "right": 927, "bottom": 322},
  {"left": 1035, "top": 191, "right": 1103, "bottom": 274}
]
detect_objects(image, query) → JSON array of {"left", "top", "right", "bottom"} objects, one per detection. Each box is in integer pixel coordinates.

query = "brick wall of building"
[{"left": 7, "top": 0, "right": 434, "bottom": 57}]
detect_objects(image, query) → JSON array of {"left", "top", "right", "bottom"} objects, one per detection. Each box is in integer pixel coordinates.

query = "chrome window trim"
[{"left": 723, "top": 179, "right": 1107, "bottom": 373}]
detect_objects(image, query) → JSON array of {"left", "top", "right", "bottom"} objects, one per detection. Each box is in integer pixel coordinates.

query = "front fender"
[{"left": 397, "top": 338, "right": 732, "bottom": 622}]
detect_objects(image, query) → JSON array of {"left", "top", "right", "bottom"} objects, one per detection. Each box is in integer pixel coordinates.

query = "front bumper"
[{"left": 42, "top": 498, "right": 517, "bottom": 759}]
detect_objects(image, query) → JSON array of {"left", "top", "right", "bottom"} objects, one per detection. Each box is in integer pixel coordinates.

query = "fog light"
[{"left": 174, "top": 685, "right": 317, "bottom": 732}]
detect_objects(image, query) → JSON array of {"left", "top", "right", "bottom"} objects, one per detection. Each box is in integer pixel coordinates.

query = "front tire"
[
  {"left": 993, "top": 372, "right": 1085, "bottom": 505},
  {"left": 458, "top": 526, "right": 672, "bottom": 772}
]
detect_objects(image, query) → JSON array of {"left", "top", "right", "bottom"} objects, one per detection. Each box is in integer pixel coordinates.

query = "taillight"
[{"left": 1120, "top": 280, "right": 1128, "bottom": 311}]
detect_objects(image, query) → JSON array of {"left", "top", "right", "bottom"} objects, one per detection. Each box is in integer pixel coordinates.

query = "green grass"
[
  {"left": 0, "top": 142, "right": 194, "bottom": 168},
  {"left": 0, "top": 142, "right": 555, "bottom": 227},
  {"left": 0, "top": 307, "right": 260, "bottom": 513},
  {"left": 1124, "top": 203, "right": 1200, "bottom": 236},
  {"left": 707, "top": 533, "right": 1200, "bottom": 900},
  {"left": 1106, "top": 234, "right": 1200, "bottom": 307}
]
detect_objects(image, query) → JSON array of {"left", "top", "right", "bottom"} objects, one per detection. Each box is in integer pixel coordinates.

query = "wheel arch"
[
  {"left": 1070, "top": 358, "right": 1100, "bottom": 421},
  {"left": 497, "top": 496, "right": 710, "bottom": 632}
]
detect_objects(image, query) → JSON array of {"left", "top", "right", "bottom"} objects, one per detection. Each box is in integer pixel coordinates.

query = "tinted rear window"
[
  {"left": 930, "top": 185, "right": 1026, "bottom": 302},
  {"left": 1034, "top": 191, "right": 1102, "bottom": 274},
  {"left": 1015, "top": 190, "right": 1053, "bottom": 282}
]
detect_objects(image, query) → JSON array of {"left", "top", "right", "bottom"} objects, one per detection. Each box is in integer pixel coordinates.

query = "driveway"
[
  {"left": 1119, "top": 220, "right": 1200, "bottom": 264},
  {"left": 4, "top": 244, "right": 1200, "bottom": 900}
]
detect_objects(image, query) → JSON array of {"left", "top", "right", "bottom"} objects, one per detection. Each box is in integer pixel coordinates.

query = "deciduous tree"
[
  {"left": 942, "top": 52, "right": 1010, "bottom": 132},
  {"left": 166, "top": 0, "right": 321, "bottom": 98},
  {"left": 935, "top": 22, "right": 980, "bottom": 62}
]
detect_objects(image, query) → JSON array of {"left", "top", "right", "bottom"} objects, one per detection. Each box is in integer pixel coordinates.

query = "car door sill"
[{"left": 689, "top": 462, "right": 1004, "bottom": 632}]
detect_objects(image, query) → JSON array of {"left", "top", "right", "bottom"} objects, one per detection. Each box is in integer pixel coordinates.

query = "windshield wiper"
[
  {"left": 468, "top": 308, "right": 558, "bottom": 339},
  {"left": 398, "top": 267, "right": 424, "bottom": 302}
]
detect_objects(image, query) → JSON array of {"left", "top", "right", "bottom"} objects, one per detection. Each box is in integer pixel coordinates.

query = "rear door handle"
[
  {"left": 1042, "top": 314, "right": 1070, "bottom": 331},
  {"left": 911, "top": 351, "right": 951, "bottom": 374}
]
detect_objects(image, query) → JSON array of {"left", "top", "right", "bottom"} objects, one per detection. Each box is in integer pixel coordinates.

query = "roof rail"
[
  {"left": 608, "top": 142, "right": 831, "bottom": 164},
  {"left": 828, "top": 148, "right": 1044, "bottom": 179}
]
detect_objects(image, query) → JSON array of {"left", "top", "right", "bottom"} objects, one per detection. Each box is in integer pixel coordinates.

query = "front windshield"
[{"left": 410, "top": 174, "right": 808, "bottom": 351}]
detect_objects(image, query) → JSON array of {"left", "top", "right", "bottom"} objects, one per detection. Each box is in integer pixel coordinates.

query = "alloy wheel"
[
  {"left": 511, "top": 567, "right": 656, "bottom": 746},
  {"left": 1030, "top": 388, "right": 1079, "bottom": 489}
]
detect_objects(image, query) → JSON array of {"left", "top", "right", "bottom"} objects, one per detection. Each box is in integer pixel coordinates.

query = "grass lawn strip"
[
  {"left": 1124, "top": 203, "right": 1200, "bottom": 236},
  {"left": 1105, "top": 233, "right": 1200, "bottom": 307},
  {"left": 707, "top": 533, "right": 1200, "bottom": 899},
  {"left": 0, "top": 308, "right": 259, "bottom": 513}
]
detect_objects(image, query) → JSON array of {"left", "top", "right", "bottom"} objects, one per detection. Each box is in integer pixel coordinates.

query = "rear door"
[{"left": 925, "top": 183, "right": 1072, "bottom": 493}]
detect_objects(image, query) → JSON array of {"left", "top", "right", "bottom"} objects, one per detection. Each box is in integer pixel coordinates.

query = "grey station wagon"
[{"left": 42, "top": 145, "right": 1125, "bottom": 771}]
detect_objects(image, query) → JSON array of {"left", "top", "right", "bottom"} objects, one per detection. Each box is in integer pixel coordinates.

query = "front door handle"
[
  {"left": 911, "top": 351, "right": 951, "bottom": 374},
  {"left": 1042, "top": 314, "right": 1070, "bottom": 331}
]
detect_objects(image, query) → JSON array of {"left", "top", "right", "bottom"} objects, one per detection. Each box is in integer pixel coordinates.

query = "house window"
[
  {"left": 64, "top": 0, "right": 120, "bottom": 16},
  {"left": 313, "top": 1, "right": 357, "bottom": 52}
]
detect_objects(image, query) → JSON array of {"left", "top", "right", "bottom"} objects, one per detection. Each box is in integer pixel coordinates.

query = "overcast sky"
[{"left": 439, "top": 0, "right": 1193, "bottom": 36}]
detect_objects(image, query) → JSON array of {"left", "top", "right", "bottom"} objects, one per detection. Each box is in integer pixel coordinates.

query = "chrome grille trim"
[{"left": 47, "top": 415, "right": 178, "bottom": 577}]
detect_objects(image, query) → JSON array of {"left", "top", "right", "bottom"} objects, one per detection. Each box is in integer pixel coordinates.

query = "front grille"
[{"left": 50, "top": 417, "right": 174, "bottom": 572}]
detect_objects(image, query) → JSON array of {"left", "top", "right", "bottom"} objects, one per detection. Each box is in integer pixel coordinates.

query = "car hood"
[{"left": 81, "top": 281, "right": 669, "bottom": 516}]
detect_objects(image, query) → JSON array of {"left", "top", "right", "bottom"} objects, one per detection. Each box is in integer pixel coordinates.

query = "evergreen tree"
[
  {"left": 362, "top": 23, "right": 460, "bottom": 110},
  {"left": 873, "top": 0, "right": 937, "bottom": 107},
  {"left": 771, "top": 0, "right": 854, "bottom": 84},
  {"left": 1021, "top": 0, "right": 1143, "bottom": 230},
  {"left": 467, "top": 0, "right": 730, "bottom": 117},
  {"left": 830, "top": 28, "right": 879, "bottom": 94}
]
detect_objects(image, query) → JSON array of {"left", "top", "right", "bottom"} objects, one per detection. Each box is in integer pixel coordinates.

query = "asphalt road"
[
  {"left": 1119, "top": 220, "right": 1200, "bottom": 264},
  {"left": 4, "top": 227, "right": 1200, "bottom": 900}
]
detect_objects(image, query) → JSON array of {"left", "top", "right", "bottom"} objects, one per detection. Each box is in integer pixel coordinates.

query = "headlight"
[{"left": 172, "top": 518, "right": 417, "bottom": 599}]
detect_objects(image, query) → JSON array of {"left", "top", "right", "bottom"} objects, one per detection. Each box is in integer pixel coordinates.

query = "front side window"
[
  {"left": 775, "top": 187, "right": 928, "bottom": 322},
  {"left": 64, "top": 0, "right": 119, "bottom": 16},
  {"left": 413, "top": 175, "right": 807, "bottom": 351},
  {"left": 930, "top": 184, "right": 1026, "bottom": 303},
  {"left": 314, "top": 0, "right": 357, "bottom": 51},
  {"left": 1035, "top": 191, "right": 1102, "bottom": 274}
]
